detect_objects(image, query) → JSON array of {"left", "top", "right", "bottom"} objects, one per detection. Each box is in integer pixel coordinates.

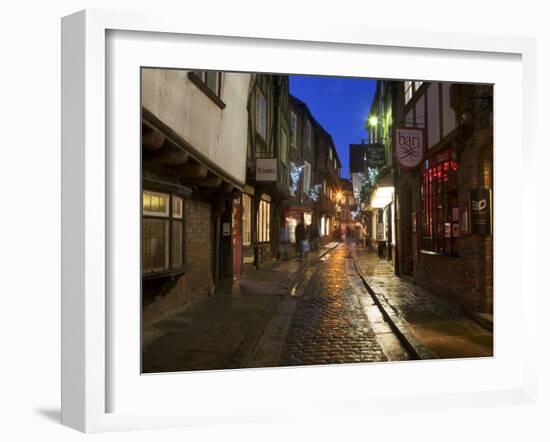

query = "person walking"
[
  {"left": 295, "top": 216, "right": 307, "bottom": 261},
  {"left": 278, "top": 218, "right": 289, "bottom": 261},
  {"left": 310, "top": 221, "right": 320, "bottom": 251},
  {"left": 358, "top": 224, "right": 366, "bottom": 248}
]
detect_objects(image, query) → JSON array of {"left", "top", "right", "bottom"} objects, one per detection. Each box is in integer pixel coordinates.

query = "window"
[
  {"left": 302, "top": 161, "right": 311, "bottom": 194},
  {"left": 404, "top": 81, "right": 413, "bottom": 104},
  {"left": 329, "top": 148, "right": 333, "bottom": 161},
  {"left": 305, "top": 120, "right": 312, "bottom": 150},
  {"left": 290, "top": 111, "right": 297, "bottom": 148},
  {"left": 142, "top": 191, "right": 184, "bottom": 274},
  {"left": 287, "top": 218, "right": 297, "bottom": 244},
  {"left": 242, "top": 193, "right": 252, "bottom": 246},
  {"left": 256, "top": 90, "right": 267, "bottom": 141},
  {"left": 189, "top": 71, "right": 224, "bottom": 108},
  {"left": 404, "top": 80, "right": 424, "bottom": 105},
  {"left": 421, "top": 154, "right": 459, "bottom": 255},
  {"left": 280, "top": 129, "right": 288, "bottom": 164},
  {"left": 257, "top": 198, "right": 270, "bottom": 243}
]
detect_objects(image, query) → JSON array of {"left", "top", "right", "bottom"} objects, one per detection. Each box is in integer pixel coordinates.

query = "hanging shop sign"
[
  {"left": 367, "top": 143, "right": 385, "bottom": 168},
  {"left": 469, "top": 188, "right": 492, "bottom": 236},
  {"left": 256, "top": 158, "right": 277, "bottom": 181},
  {"left": 395, "top": 128, "right": 425, "bottom": 170},
  {"left": 349, "top": 143, "right": 386, "bottom": 171}
]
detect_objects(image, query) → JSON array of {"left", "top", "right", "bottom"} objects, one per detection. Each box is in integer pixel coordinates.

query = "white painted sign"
[
  {"left": 222, "top": 222, "right": 231, "bottom": 236},
  {"left": 395, "top": 128, "right": 424, "bottom": 169},
  {"left": 256, "top": 158, "right": 277, "bottom": 181}
]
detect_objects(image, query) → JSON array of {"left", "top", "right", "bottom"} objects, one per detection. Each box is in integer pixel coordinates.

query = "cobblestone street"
[
  {"left": 279, "top": 245, "right": 387, "bottom": 366},
  {"left": 142, "top": 241, "right": 493, "bottom": 373}
]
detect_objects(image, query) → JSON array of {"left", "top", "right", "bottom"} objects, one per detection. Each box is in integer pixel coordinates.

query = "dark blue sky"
[{"left": 289, "top": 75, "right": 377, "bottom": 179}]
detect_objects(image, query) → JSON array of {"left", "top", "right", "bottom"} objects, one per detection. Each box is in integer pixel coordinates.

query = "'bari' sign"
[{"left": 395, "top": 128, "right": 425, "bottom": 169}]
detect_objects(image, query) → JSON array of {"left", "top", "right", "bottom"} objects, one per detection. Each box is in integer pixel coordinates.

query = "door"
[{"left": 231, "top": 197, "right": 242, "bottom": 278}]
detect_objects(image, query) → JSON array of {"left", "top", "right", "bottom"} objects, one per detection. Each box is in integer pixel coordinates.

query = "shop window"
[
  {"left": 142, "top": 191, "right": 184, "bottom": 274},
  {"left": 421, "top": 157, "right": 459, "bottom": 255},
  {"left": 257, "top": 198, "right": 270, "bottom": 243},
  {"left": 287, "top": 218, "right": 297, "bottom": 244},
  {"left": 242, "top": 193, "right": 252, "bottom": 246}
]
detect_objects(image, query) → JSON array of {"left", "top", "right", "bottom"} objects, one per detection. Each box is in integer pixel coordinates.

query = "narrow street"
[
  {"left": 142, "top": 242, "right": 419, "bottom": 373},
  {"left": 278, "top": 244, "right": 388, "bottom": 366},
  {"left": 139, "top": 71, "right": 494, "bottom": 374}
]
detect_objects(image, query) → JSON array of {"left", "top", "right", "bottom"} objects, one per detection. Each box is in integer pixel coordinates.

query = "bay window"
[{"left": 142, "top": 190, "right": 184, "bottom": 275}]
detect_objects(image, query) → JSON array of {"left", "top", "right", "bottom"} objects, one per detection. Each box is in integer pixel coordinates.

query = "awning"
[{"left": 370, "top": 185, "right": 394, "bottom": 209}]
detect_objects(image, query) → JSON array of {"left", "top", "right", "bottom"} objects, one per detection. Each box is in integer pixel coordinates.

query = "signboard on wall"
[
  {"left": 469, "top": 188, "right": 492, "bottom": 235},
  {"left": 256, "top": 158, "right": 277, "bottom": 181},
  {"left": 395, "top": 128, "right": 425, "bottom": 170}
]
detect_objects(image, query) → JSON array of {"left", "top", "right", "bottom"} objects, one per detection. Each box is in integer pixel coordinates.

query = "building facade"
[
  {"left": 243, "top": 74, "right": 291, "bottom": 270},
  {"left": 141, "top": 68, "right": 251, "bottom": 323},
  {"left": 368, "top": 79, "right": 494, "bottom": 314}
]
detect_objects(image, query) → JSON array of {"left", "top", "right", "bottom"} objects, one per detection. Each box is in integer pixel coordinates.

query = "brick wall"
[
  {"left": 396, "top": 128, "right": 493, "bottom": 313},
  {"left": 143, "top": 196, "right": 213, "bottom": 324},
  {"left": 412, "top": 132, "right": 493, "bottom": 313}
]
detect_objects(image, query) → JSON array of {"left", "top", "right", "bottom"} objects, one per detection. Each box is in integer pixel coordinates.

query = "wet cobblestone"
[{"left": 279, "top": 245, "right": 387, "bottom": 366}]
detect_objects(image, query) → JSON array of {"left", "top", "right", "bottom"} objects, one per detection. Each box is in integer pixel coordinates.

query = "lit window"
[
  {"left": 257, "top": 198, "right": 270, "bottom": 243},
  {"left": 242, "top": 193, "right": 252, "bottom": 246},
  {"left": 142, "top": 191, "right": 184, "bottom": 274},
  {"left": 421, "top": 157, "right": 459, "bottom": 255}
]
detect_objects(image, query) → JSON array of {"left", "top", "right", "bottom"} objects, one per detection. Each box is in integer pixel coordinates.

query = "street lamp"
[{"left": 368, "top": 115, "right": 378, "bottom": 127}]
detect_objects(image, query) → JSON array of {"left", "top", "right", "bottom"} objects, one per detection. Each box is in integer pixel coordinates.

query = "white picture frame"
[{"left": 61, "top": 9, "right": 537, "bottom": 433}]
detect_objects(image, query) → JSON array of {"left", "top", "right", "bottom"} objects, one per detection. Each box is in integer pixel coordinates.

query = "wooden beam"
[
  {"left": 179, "top": 163, "right": 209, "bottom": 180},
  {"left": 217, "top": 182, "right": 234, "bottom": 193},
  {"left": 194, "top": 175, "right": 222, "bottom": 189},
  {"left": 142, "top": 128, "right": 165, "bottom": 150},
  {"left": 144, "top": 147, "right": 190, "bottom": 165}
]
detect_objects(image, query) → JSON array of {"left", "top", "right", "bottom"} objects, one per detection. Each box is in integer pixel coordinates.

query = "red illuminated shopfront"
[{"left": 420, "top": 148, "right": 459, "bottom": 256}]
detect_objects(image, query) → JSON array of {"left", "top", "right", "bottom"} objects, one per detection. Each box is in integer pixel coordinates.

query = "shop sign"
[
  {"left": 469, "top": 188, "right": 492, "bottom": 236},
  {"left": 395, "top": 128, "right": 425, "bottom": 170},
  {"left": 425, "top": 147, "right": 457, "bottom": 169},
  {"left": 256, "top": 158, "right": 277, "bottom": 181},
  {"left": 367, "top": 143, "right": 385, "bottom": 167},
  {"left": 222, "top": 222, "right": 231, "bottom": 236}
]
